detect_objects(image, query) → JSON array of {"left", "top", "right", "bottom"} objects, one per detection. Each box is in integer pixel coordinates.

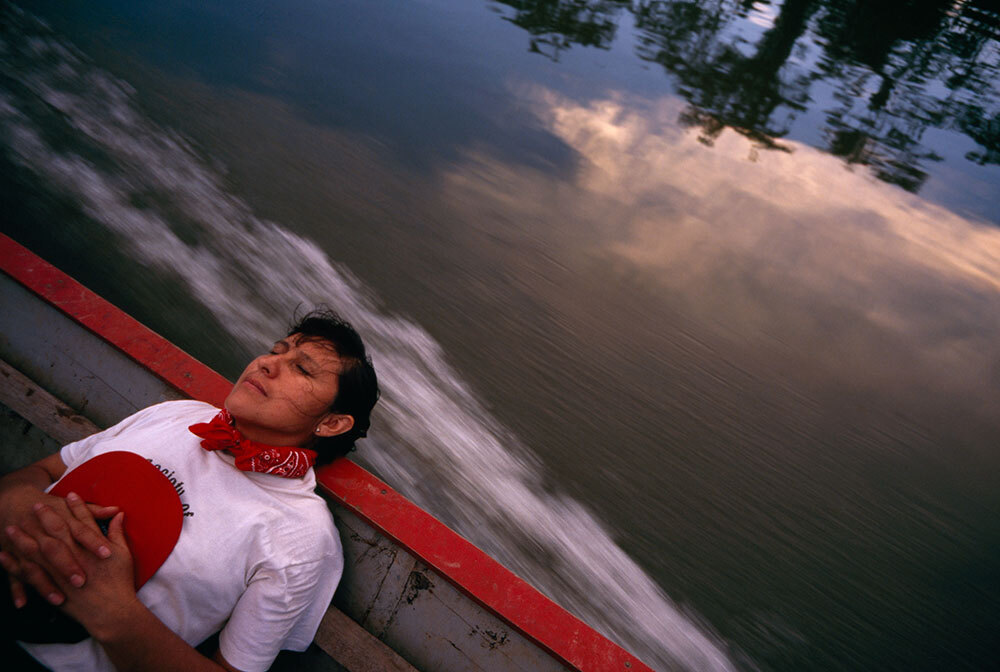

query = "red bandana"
[{"left": 188, "top": 409, "right": 317, "bottom": 479}]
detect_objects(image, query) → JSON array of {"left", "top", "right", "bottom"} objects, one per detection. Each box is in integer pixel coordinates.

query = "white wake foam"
[{"left": 0, "top": 10, "right": 740, "bottom": 670}]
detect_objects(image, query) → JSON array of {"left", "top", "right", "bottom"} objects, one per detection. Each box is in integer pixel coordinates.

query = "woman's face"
[{"left": 225, "top": 334, "right": 350, "bottom": 446}]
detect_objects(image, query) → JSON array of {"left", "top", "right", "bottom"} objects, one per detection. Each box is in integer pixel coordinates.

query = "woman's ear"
[{"left": 315, "top": 413, "right": 354, "bottom": 438}]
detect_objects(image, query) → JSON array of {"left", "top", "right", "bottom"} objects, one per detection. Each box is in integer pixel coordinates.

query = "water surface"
[{"left": 2, "top": 2, "right": 999, "bottom": 670}]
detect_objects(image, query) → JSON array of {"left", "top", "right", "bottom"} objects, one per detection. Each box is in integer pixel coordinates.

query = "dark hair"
[{"left": 289, "top": 309, "right": 379, "bottom": 464}]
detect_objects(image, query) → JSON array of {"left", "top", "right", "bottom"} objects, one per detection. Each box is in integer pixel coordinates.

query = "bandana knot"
[{"left": 188, "top": 409, "right": 317, "bottom": 479}]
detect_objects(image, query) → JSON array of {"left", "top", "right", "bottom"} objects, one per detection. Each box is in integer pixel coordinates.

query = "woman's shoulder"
[
  {"left": 132, "top": 399, "right": 220, "bottom": 424},
  {"left": 143, "top": 398, "right": 220, "bottom": 414},
  {"left": 257, "top": 493, "right": 341, "bottom": 564}
]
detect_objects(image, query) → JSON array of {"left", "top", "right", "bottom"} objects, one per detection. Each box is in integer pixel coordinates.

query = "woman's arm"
[
  {"left": 0, "top": 453, "right": 117, "bottom": 605},
  {"left": 87, "top": 595, "right": 242, "bottom": 672},
  {"left": 2, "top": 404, "right": 182, "bottom": 605},
  {"left": 1, "top": 494, "right": 242, "bottom": 672}
]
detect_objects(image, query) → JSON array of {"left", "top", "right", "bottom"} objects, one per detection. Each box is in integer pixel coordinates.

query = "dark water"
[{"left": 3, "top": 1, "right": 1000, "bottom": 670}]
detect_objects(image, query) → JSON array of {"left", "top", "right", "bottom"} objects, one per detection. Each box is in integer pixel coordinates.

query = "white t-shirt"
[{"left": 22, "top": 400, "right": 343, "bottom": 672}]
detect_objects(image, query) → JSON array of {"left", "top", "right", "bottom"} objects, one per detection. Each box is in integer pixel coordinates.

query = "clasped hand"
[
  {"left": 0, "top": 491, "right": 137, "bottom": 633},
  {"left": 0, "top": 483, "right": 120, "bottom": 607}
]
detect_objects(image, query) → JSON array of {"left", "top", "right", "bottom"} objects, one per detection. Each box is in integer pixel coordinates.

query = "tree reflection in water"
[
  {"left": 492, "top": 0, "right": 1000, "bottom": 194},
  {"left": 497, "top": 0, "right": 627, "bottom": 59}
]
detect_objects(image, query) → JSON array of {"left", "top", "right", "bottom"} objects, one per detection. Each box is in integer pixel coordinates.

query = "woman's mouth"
[{"left": 244, "top": 378, "right": 267, "bottom": 396}]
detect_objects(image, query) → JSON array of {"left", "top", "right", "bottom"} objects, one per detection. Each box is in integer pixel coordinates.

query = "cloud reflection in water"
[{"left": 443, "top": 88, "right": 1000, "bottom": 417}]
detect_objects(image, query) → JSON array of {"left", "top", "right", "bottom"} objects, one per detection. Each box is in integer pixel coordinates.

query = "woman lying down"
[{"left": 0, "top": 310, "right": 379, "bottom": 671}]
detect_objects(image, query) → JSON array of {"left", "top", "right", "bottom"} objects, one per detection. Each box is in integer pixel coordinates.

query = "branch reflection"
[{"left": 491, "top": 0, "right": 1000, "bottom": 193}]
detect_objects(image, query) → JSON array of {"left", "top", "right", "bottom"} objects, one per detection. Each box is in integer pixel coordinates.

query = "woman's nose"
[{"left": 260, "top": 354, "right": 279, "bottom": 376}]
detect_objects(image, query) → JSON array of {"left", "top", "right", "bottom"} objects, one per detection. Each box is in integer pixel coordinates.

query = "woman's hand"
[
  {"left": 0, "top": 492, "right": 138, "bottom": 638},
  {"left": 4, "top": 497, "right": 228, "bottom": 672},
  {"left": 0, "top": 457, "right": 119, "bottom": 607}
]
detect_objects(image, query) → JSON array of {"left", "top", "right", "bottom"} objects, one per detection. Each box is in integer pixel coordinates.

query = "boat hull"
[{"left": 0, "top": 233, "right": 653, "bottom": 672}]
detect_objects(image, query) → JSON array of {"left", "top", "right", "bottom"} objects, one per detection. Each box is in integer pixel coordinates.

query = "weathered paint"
[
  {"left": 334, "top": 507, "right": 570, "bottom": 672},
  {"left": 0, "top": 273, "right": 186, "bottom": 428},
  {"left": 0, "top": 233, "right": 655, "bottom": 672}
]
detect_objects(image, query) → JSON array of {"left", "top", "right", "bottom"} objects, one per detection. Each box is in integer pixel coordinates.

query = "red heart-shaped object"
[{"left": 50, "top": 451, "right": 183, "bottom": 589}]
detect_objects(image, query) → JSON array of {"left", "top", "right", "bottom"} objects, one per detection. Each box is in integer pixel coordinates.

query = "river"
[{"left": 2, "top": 1, "right": 999, "bottom": 670}]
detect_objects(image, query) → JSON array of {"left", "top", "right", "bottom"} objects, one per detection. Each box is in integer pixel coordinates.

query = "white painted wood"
[
  {"left": 359, "top": 542, "right": 418, "bottom": 638},
  {"left": 332, "top": 508, "right": 571, "bottom": 672},
  {"left": 314, "top": 605, "right": 419, "bottom": 672},
  {"left": 0, "top": 273, "right": 184, "bottom": 429},
  {"left": 0, "top": 358, "right": 99, "bottom": 445}
]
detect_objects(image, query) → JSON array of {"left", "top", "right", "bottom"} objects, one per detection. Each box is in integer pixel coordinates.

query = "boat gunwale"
[{"left": 0, "top": 232, "right": 654, "bottom": 672}]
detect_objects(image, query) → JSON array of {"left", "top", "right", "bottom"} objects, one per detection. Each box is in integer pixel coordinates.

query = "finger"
[
  {"left": 1, "top": 515, "right": 45, "bottom": 547},
  {"left": 86, "top": 503, "right": 120, "bottom": 519},
  {"left": 64, "top": 493, "right": 112, "bottom": 559},
  {"left": 6, "top": 525, "right": 40, "bottom": 558},
  {"left": 19, "top": 560, "right": 64, "bottom": 606},
  {"left": 0, "top": 550, "right": 19, "bottom": 574},
  {"left": 37, "top": 535, "right": 86, "bottom": 588},
  {"left": 9, "top": 575, "right": 27, "bottom": 609},
  {"left": 107, "top": 511, "right": 126, "bottom": 546},
  {"left": 33, "top": 503, "right": 73, "bottom": 542},
  {"left": 8, "top": 522, "right": 85, "bottom": 589},
  {"left": 0, "top": 553, "right": 28, "bottom": 609},
  {"left": 0, "top": 538, "right": 27, "bottom": 579},
  {"left": 70, "top": 493, "right": 99, "bottom": 525}
]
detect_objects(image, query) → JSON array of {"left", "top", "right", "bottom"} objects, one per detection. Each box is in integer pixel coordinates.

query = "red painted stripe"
[
  {"left": 0, "top": 233, "right": 655, "bottom": 672},
  {"left": 0, "top": 235, "right": 232, "bottom": 407}
]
